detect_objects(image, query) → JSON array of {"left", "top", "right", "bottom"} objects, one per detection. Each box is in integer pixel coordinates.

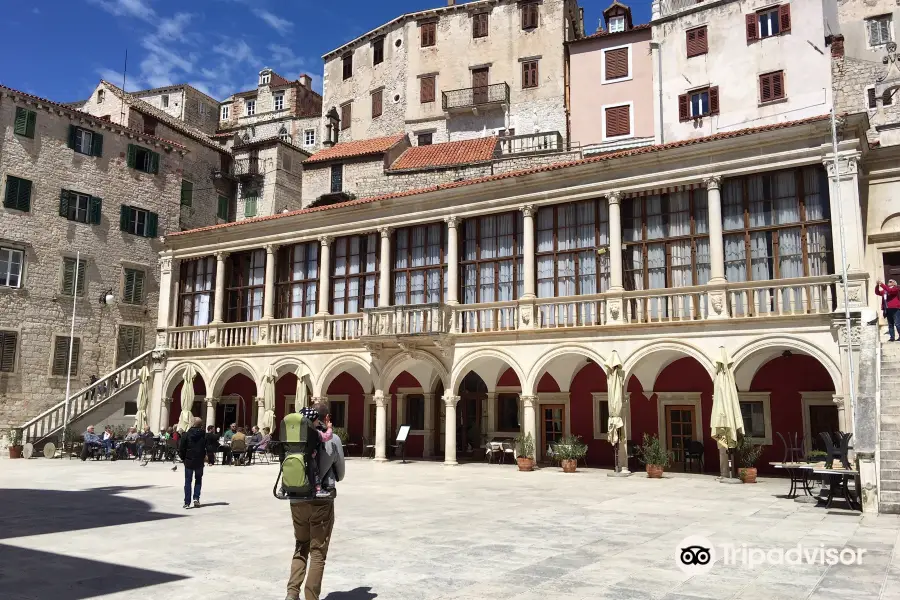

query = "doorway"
[
  {"left": 883, "top": 251, "right": 900, "bottom": 283},
  {"left": 458, "top": 372, "right": 487, "bottom": 456},
  {"left": 215, "top": 403, "right": 237, "bottom": 432},
  {"left": 809, "top": 404, "right": 839, "bottom": 452},
  {"left": 665, "top": 405, "right": 696, "bottom": 471},
  {"left": 541, "top": 404, "right": 565, "bottom": 461},
  {"left": 472, "top": 67, "right": 489, "bottom": 104}
]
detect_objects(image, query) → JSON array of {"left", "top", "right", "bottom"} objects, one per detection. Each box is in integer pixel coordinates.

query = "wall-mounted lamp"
[{"left": 99, "top": 289, "right": 116, "bottom": 306}]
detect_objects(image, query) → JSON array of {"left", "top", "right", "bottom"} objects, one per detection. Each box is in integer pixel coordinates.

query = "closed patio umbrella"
[
  {"left": 606, "top": 351, "right": 627, "bottom": 474},
  {"left": 133, "top": 366, "right": 151, "bottom": 431},
  {"left": 261, "top": 366, "right": 276, "bottom": 431},
  {"left": 711, "top": 347, "right": 744, "bottom": 478},
  {"left": 295, "top": 365, "right": 309, "bottom": 410},
  {"left": 177, "top": 365, "right": 197, "bottom": 433}
]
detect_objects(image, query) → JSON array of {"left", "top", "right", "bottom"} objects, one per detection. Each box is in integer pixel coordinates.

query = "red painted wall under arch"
[
  {"left": 569, "top": 362, "right": 609, "bottom": 465},
  {"left": 220, "top": 373, "right": 256, "bottom": 429},
  {"left": 326, "top": 372, "right": 365, "bottom": 448},
  {"left": 169, "top": 377, "right": 207, "bottom": 429},
  {"left": 389, "top": 371, "right": 425, "bottom": 458}
]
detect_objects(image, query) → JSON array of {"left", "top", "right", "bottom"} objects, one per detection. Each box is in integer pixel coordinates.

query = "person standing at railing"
[{"left": 877, "top": 279, "right": 900, "bottom": 341}]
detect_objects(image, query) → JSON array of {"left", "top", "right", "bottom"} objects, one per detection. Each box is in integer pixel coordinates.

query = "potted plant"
[
  {"left": 736, "top": 435, "right": 763, "bottom": 483},
  {"left": 332, "top": 427, "right": 348, "bottom": 443},
  {"left": 514, "top": 433, "right": 535, "bottom": 472},
  {"left": 639, "top": 433, "right": 670, "bottom": 478},
  {"left": 806, "top": 450, "right": 827, "bottom": 464},
  {"left": 6, "top": 428, "right": 23, "bottom": 459},
  {"left": 556, "top": 435, "right": 587, "bottom": 473}
]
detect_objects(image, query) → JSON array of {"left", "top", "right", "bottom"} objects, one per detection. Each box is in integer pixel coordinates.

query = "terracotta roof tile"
[
  {"left": 169, "top": 115, "right": 832, "bottom": 238},
  {"left": 303, "top": 133, "right": 407, "bottom": 164},
  {"left": 390, "top": 137, "right": 498, "bottom": 171},
  {"left": 569, "top": 23, "right": 651, "bottom": 44}
]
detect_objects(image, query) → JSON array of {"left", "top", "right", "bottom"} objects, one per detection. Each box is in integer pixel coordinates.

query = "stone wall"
[
  {"left": 0, "top": 94, "right": 183, "bottom": 428},
  {"left": 181, "top": 87, "right": 220, "bottom": 135}
]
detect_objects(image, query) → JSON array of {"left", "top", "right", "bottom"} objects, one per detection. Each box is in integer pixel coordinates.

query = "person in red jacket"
[{"left": 877, "top": 279, "right": 900, "bottom": 341}]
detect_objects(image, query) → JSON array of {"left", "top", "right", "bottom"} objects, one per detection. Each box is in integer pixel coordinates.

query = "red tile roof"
[
  {"left": 390, "top": 137, "right": 498, "bottom": 171},
  {"left": 569, "top": 23, "right": 651, "bottom": 44},
  {"left": 304, "top": 133, "right": 407, "bottom": 165},
  {"left": 169, "top": 115, "right": 832, "bottom": 238}
]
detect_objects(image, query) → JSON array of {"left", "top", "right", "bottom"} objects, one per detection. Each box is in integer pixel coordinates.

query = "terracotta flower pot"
[
  {"left": 8, "top": 446, "right": 23, "bottom": 459},
  {"left": 561, "top": 459, "right": 577, "bottom": 473},
  {"left": 646, "top": 464, "right": 664, "bottom": 478},
  {"left": 517, "top": 457, "right": 534, "bottom": 472},
  {"left": 739, "top": 467, "right": 758, "bottom": 483}
]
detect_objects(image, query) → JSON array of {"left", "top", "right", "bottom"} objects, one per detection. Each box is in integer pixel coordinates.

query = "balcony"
[
  {"left": 442, "top": 83, "right": 509, "bottom": 113},
  {"left": 164, "top": 276, "right": 840, "bottom": 351},
  {"left": 498, "top": 131, "right": 563, "bottom": 156},
  {"left": 232, "top": 157, "right": 262, "bottom": 179}
]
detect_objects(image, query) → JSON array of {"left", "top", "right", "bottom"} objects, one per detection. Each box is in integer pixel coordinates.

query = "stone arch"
[
  {"left": 449, "top": 348, "right": 526, "bottom": 394},
  {"left": 209, "top": 359, "right": 259, "bottom": 398},
  {"left": 731, "top": 335, "right": 842, "bottom": 392},
  {"left": 525, "top": 344, "right": 607, "bottom": 395},
  {"left": 269, "top": 356, "right": 316, "bottom": 385},
  {"left": 623, "top": 340, "right": 715, "bottom": 390},
  {"left": 164, "top": 361, "right": 211, "bottom": 399},
  {"left": 315, "top": 354, "right": 373, "bottom": 397},
  {"left": 378, "top": 350, "right": 449, "bottom": 393},
  {"left": 881, "top": 212, "right": 900, "bottom": 233}
]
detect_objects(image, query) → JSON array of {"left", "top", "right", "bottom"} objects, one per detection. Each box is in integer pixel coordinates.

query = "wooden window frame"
[
  {"left": 722, "top": 166, "right": 833, "bottom": 281},
  {"left": 122, "top": 267, "right": 145, "bottom": 305},
  {"left": 759, "top": 71, "right": 785, "bottom": 103},
  {"left": 536, "top": 199, "right": 610, "bottom": 297},
  {"left": 330, "top": 234, "right": 380, "bottom": 313},
  {"left": 0, "top": 246, "right": 24, "bottom": 288},
  {"left": 521, "top": 2, "right": 539, "bottom": 30},
  {"left": 473, "top": 12, "right": 489, "bottom": 38},
  {"left": 621, "top": 189, "right": 710, "bottom": 291},
  {"left": 601, "top": 45, "right": 631, "bottom": 83},
  {"left": 460, "top": 211, "right": 524, "bottom": 303},
  {"left": 4, "top": 175, "right": 33, "bottom": 212},
  {"left": 421, "top": 22, "right": 437, "bottom": 47},
  {"left": 686, "top": 25, "right": 708, "bottom": 58},
  {"left": 178, "top": 257, "right": 215, "bottom": 326},
  {"left": 14, "top": 107, "right": 36, "bottom": 139},
  {"left": 417, "top": 132, "right": 433, "bottom": 146},
  {"left": 392, "top": 223, "right": 446, "bottom": 305},
  {"left": 331, "top": 164, "right": 344, "bottom": 193},
  {"left": 51, "top": 335, "right": 80, "bottom": 377},
  {"left": 522, "top": 60, "right": 539, "bottom": 89},
  {"left": 420, "top": 76, "right": 436, "bottom": 103},
  {"left": 340, "top": 102, "right": 351, "bottom": 130},
  {"left": 371, "top": 89, "right": 383, "bottom": 118},
  {"left": 61, "top": 256, "right": 87, "bottom": 297},
  {"left": 0, "top": 330, "right": 17, "bottom": 373},
  {"left": 342, "top": 53, "right": 353, "bottom": 80},
  {"left": 372, "top": 37, "right": 385, "bottom": 65},
  {"left": 603, "top": 103, "right": 632, "bottom": 139},
  {"left": 226, "top": 250, "right": 266, "bottom": 323},
  {"left": 275, "top": 242, "right": 320, "bottom": 319}
]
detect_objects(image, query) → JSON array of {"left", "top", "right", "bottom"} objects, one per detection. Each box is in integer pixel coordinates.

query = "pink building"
[{"left": 568, "top": 2, "right": 655, "bottom": 153}]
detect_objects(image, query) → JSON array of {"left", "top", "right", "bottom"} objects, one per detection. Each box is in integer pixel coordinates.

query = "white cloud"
[
  {"left": 87, "top": 0, "right": 155, "bottom": 21},
  {"left": 156, "top": 12, "right": 192, "bottom": 41},
  {"left": 254, "top": 9, "right": 293, "bottom": 35},
  {"left": 215, "top": 39, "right": 258, "bottom": 65},
  {"left": 97, "top": 68, "right": 145, "bottom": 92},
  {"left": 268, "top": 44, "right": 308, "bottom": 72}
]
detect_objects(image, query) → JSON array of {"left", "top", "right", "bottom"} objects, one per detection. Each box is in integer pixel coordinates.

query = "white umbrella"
[
  {"left": 295, "top": 365, "right": 309, "bottom": 410},
  {"left": 711, "top": 347, "right": 744, "bottom": 450},
  {"left": 133, "top": 366, "right": 151, "bottom": 431},
  {"left": 177, "top": 365, "right": 197, "bottom": 432},
  {"left": 261, "top": 366, "right": 276, "bottom": 431},
  {"left": 606, "top": 351, "right": 625, "bottom": 445}
]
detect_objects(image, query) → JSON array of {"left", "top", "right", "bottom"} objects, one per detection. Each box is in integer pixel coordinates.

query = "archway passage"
[
  {"left": 169, "top": 376, "right": 207, "bottom": 429},
  {"left": 388, "top": 371, "right": 426, "bottom": 458},
  {"left": 569, "top": 362, "right": 609, "bottom": 466},
  {"left": 217, "top": 374, "right": 257, "bottom": 431},
  {"left": 274, "top": 371, "right": 304, "bottom": 438},
  {"left": 326, "top": 371, "right": 366, "bottom": 452},
  {"left": 457, "top": 372, "right": 489, "bottom": 459}
]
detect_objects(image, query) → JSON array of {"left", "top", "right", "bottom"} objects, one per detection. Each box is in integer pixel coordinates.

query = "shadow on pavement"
[
  {"left": 324, "top": 588, "right": 378, "bottom": 599},
  {"left": 0, "top": 486, "right": 181, "bottom": 539},
  {"left": 191, "top": 501, "right": 230, "bottom": 508},
  {"left": 0, "top": 543, "right": 187, "bottom": 600}
]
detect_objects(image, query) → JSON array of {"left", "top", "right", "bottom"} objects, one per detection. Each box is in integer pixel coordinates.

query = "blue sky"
[{"left": 3, "top": 0, "right": 652, "bottom": 103}]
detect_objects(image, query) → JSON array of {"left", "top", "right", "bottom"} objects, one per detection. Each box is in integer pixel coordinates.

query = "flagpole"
[{"left": 62, "top": 251, "right": 80, "bottom": 440}]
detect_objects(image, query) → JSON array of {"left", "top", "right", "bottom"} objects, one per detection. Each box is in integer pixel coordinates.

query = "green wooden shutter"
[
  {"left": 217, "top": 195, "right": 229, "bottom": 220},
  {"left": 90, "top": 197, "right": 102, "bottom": 224},
  {"left": 14, "top": 107, "right": 27, "bottom": 136},
  {"left": 120, "top": 205, "right": 130, "bottom": 232},
  {"left": 245, "top": 196, "right": 257, "bottom": 218},
  {"left": 25, "top": 111, "right": 36, "bottom": 138},
  {"left": 4, "top": 177, "right": 19, "bottom": 209},
  {"left": 62, "top": 258, "right": 75, "bottom": 295},
  {"left": 16, "top": 178, "right": 31, "bottom": 212},
  {"left": 116, "top": 325, "right": 143, "bottom": 367},
  {"left": 133, "top": 269, "right": 145, "bottom": 303},
  {"left": 76, "top": 259, "right": 86, "bottom": 295},
  {"left": 180, "top": 180, "right": 193, "bottom": 206},
  {"left": 52, "top": 337, "right": 68, "bottom": 376},
  {"left": 0, "top": 331, "right": 16, "bottom": 372},
  {"left": 67, "top": 337, "right": 80, "bottom": 376},
  {"left": 68, "top": 125, "right": 77, "bottom": 149},
  {"left": 92, "top": 132, "right": 103, "bottom": 157},
  {"left": 127, "top": 144, "right": 137, "bottom": 168},
  {"left": 59, "top": 189, "right": 70, "bottom": 218},
  {"left": 149, "top": 151, "right": 160, "bottom": 174},
  {"left": 123, "top": 269, "right": 135, "bottom": 303},
  {"left": 146, "top": 211, "right": 159, "bottom": 237}
]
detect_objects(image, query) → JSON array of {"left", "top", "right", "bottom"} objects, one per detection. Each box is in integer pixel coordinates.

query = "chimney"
[
  {"left": 447, "top": 0, "right": 455, "bottom": 5},
  {"left": 298, "top": 74, "right": 312, "bottom": 88}
]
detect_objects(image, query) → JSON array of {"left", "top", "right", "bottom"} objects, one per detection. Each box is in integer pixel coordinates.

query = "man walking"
[
  {"left": 178, "top": 417, "right": 206, "bottom": 509},
  {"left": 286, "top": 402, "right": 345, "bottom": 600}
]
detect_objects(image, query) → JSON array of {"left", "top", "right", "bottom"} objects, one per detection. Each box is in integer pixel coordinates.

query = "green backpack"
[{"left": 274, "top": 412, "right": 317, "bottom": 500}]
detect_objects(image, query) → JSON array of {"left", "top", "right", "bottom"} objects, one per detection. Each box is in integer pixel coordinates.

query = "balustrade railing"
[
  {"left": 535, "top": 296, "right": 607, "bottom": 329},
  {"left": 362, "top": 304, "right": 448, "bottom": 336},
  {"left": 442, "top": 82, "right": 509, "bottom": 111},
  {"left": 167, "top": 326, "right": 209, "bottom": 350},
  {"left": 727, "top": 276, "right": 835, "bottom": 318},
  {"left": 454, "top": 301, "right": 518, "bottom": 333},
  {"left": 218, "top": 324, "right": 260, "bottom": 347},
  {"left": 498, "top": 131, "right": 563, "bottom": 156},
  {"left": 624, "top": 286, "right": 709, "bottom": 324},
  {"left": 270, "top": 317, "right": 315, "bottom": 345},
  {"left": 329, "top": 315, "right": 365, "bottom": 341}
]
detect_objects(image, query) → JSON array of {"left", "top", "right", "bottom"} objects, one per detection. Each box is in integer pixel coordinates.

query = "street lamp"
[{"left": 99, "top": 289, "right": 115, "bottom": 306}]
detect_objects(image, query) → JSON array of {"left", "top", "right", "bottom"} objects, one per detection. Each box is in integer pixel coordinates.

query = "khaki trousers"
[{"left": 287, "top": 501, "right": 335, "bottom": 600}]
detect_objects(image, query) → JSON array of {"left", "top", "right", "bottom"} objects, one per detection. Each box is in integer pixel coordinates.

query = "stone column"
[
  {"left": 704, "top": 176, "right": 729, "bottom": 320},
  {"left": 520, "top": 395, "right": 538, "bottom": 457},
  {"left": 445, "top": 217, "right": 459, "bottom": 304},
  {"left": 374, "top": 390, "right": 389, "bottom": 462},
  {"left": 158, "top": 398, "right": 171, "bottom": 433},
  {"left": 147, "top": 353, "right": 166, "bottom": 433},
  {"left": 823, "top": 154, "right": 867, "bottom": 309},
  {"left": 854, "top": 310, "right": 879, "bottom": 513},
  {"left": 157, "top": 256, "right": 175, "bottom": 332},
  {"left": 212, "top": 251, "right": 229, "bottom": 324},
  {"left": 521, "top": 205, "right": 536, "bottom": 298},
  {"left": 256, "top": 397, "right": 265, "bottom": 429},
  {"left": 443, "top": 393, "right": 460, "bottom": 465},
  {"left": 422, "top": 393, "right": 435, "bottom": 458},
  {"left": 379, "top": 227, "right": 392, "bottom": 308},
  {"left": 606, "top": 193, "right": 625, "bottom": 324},
  {"left": 262, "top": 244, "right": 279, "bottom": 320},
  {"left": 317, "top": 237, "right": 332, "bottom": 315},
  {"left": 205, "top": 398, "right": 216, "bottom": 428}
]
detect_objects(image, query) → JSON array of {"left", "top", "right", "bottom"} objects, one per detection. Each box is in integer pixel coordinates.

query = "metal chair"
[
  {"left": 485, "top": 441, "right": 503, "bottom": 464},
  {"left": 684, "top": 440, "right": 705, "bottom": 473},
  {"left": 819, "top": 431, "right": 852, "bottom": 470},
  {"left": 362, "top": 437, "right": 376, "bottom": 459},
  {"left": 501, "top": 440, "right": 516, "bottom": 465},
  {"left": 627, "top": 440, "right": 642, "bottom": 473},
  {"left": 776, "top": 431, "right": 804, "bottom": 463},
  {"left": 546, "top": 444, "right": 560, "bottom": 467}
]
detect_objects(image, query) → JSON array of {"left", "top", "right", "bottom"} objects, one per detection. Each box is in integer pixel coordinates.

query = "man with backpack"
[
  {"left": 178, "top": 417, "right": 207, "bottom": 509},
  {"left": 282, "top": 402, "right": 345, "bottom": 600}
]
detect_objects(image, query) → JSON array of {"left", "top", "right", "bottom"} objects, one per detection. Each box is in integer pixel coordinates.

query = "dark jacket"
[
  {"left": 205, "top": 431, "right": 219, "bottom": 452},
  {"left": 179, "top": 426, "right": 207, "bottom": 470}
]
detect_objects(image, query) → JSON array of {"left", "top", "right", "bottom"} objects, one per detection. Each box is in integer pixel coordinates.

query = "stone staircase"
[
  {"left": 880, "top": 342, "right": 900, "bottom": 512},
  {"left": 18, "top": 350, "right": 153, "bottom": 448}
]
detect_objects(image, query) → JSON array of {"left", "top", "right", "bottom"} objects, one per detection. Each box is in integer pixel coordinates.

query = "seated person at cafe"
[
  {"left": 224, "top": 423, "right": 237, "bottom": 442},
  {"left": 230, "top": 427, "right": 248, "bottom": 465},
  {"left": 137, "top": 425, "right": 154, "bottom": 458},
  {"left": 205, "top": 425, "right": 219, "bottom": 465},
  {"left": 101, "top": 425, "right": 115, "bottom": 455},
  {"left": 123, "top": 427, "right": 139, "bottom": 458},
  {"left": 80, "top": 425, "right": 102, "bottom": 460},
  {"left": 248, "top": 426, "right": 262, "bottom": 446},
  {"left": 249, "top": 427, "right": 272, "bottom": 463}
]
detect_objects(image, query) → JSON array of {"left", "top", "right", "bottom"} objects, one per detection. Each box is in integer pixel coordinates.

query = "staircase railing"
[{"left": 20, "top": 350, "right": 153, "bottom": 444}]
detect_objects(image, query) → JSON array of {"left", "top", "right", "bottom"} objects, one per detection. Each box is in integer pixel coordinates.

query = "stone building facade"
[
  {"left": 0, "top": 85, "right": 186, "bottom": 430},
  {"left": 233, "top": 138, "right": 308, "bottom": 219},
  {"left": 131, "top": 85, "right": 221, "bottom": 136},
  {"left": 321, "top": 0, "right": 581, "bottom": 146}
]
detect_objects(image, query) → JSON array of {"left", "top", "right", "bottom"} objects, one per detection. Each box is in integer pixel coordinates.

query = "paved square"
[{"left": 1, "top": 458, "right": 898, "bottom": 600}]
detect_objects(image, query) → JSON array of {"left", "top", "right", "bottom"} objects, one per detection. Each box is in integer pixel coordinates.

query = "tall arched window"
[
  {"left": 278, "top": 126, "right": 291, "bottom": 143},
  {"left": 178, "top": 257, "right": 214, "bottom": 326},
  {"left": 460, "top": 211, "right": 524, "bottom": 303},
  {"left": 331, "top": 233, "right": 379, "bottom": 314},
  {"left": 393, "top": 223, "right": 445, "bottom": 305},
  {"left": 536, "top": 199, "right": 610, "bottom": 297},
  {"left": 276, "top": 242, "right": 319, "bottom": 318}
]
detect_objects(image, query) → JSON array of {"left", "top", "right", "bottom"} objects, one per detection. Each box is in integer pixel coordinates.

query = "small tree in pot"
[
  {"left": 639, "top": 433, "right": 670, "bottom": 478},
  {"left": 514, "top": 433, "right": 535, "bottom": 472},
  {"left": 5, "top": 428, "right": 23, "bottom": 459},
  {"left": 556, "top": 435, "right": 587, "bottom": 473},
  {"left": 736, "top": 435, "right": 763, "bottom": 483}
]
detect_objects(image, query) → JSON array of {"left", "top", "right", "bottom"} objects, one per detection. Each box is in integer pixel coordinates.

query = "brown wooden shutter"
[
  {"left": 686, "top": 29, "right": 697, "bottom": 57},
  {"left": 709, "top": 86, "right": 720, "bottom": 115},
  {"left": 522, "top": 3, "right": 538, "bottom": 29},
  {"left": 421, "top": 22, "right": 436, "bottom": 47},
  {"left": 687, "top": 27, "right": 707, "bottom": 57},
  {"left": 473, "top": 12, "right": 488, "bottom": 38},
  {"left": 760, "top": 73, "right": 771, "bottom": 102},
  {"left": 697, "top": 26, "right": 708, "bottom": 54},
  {"left": 0, "top": 331, "right": 16, "bottom": 372},
  {"left": 420, "top": 77, "right": 435, "bottom": 103},
  {"left": 868, "top": 87, "right": 878, "bottom": 109},
  {"left": 52, "top": 336, "right": 78, "bottom": 377},
  {"left": 605, "top": 48, "right": 629, "bottom": 80},
  {"left": 605, "top": 105, "right": 630, "bottom": 137},
  {"left": 746, "top": 13, "right": 759, "bottom": 42},
  {"left": 779, "top": 4, "right": 791, "bottom": 34},
  {"left": 371, "top": 90, "right": 383, "bottom": 117},
  {"left": 678, "top": 94, "right": 689, "bottom": 122},
  {"left": 341, "top": 103, "right": 351, "bottom": 130},
  {"left": 772, "top": 71, "right": 784, "bottom": 99}
]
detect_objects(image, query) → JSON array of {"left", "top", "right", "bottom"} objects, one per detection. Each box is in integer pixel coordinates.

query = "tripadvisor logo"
[{"left": 676, "top": 536, "right": 866, "bottom": 573}]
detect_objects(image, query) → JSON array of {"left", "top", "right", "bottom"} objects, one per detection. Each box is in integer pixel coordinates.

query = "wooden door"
[
  {"left": 809, "top": 405, "right": 839, "bottom": 452},
  {"left": 472, "top": 68, "right": 489, "bottom": 104},
  {"left": 541, "top": 404, "right": 565, "bottom": 461},
  {"left": 459, "top": 395, "right": 483, "bottom": 454},
  {"left": 665, "top": 405, "right": 695, "bottom": 471},
  {"left": 884, "top": 252, "right": 900, "bottom": 283}
]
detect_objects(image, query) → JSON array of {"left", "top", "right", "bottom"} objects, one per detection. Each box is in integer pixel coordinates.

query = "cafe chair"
[{"left": 684, "top": 441, "right": 705, "bottom": 473}]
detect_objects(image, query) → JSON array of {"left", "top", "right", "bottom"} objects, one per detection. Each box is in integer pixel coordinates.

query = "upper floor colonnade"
[{"left": 159, "top": 158, "right": 869, "bottom": 349}]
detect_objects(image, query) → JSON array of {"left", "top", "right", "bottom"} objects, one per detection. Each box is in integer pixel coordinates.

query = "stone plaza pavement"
[{"left": 1, "top": 458, "right": 899, "bottom": 600}]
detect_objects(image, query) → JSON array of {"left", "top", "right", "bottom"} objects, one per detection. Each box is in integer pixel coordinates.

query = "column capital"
[
  {"left": 703, "top": 175, "right": 722, "bottom": 191},
  {"left": 215, "top": 250, "right": 229, "bottom": 261},
  {"left": 519, "top": 394, "right": 538, "bottom": 408},
  {"left": 265, "top": 243, "right": 280, "bottom": 254},
  {"left": 606, "top": 191, "right": 622, "bottom": 206},
  {"left": 319, "top": 235, "right": 333, "bottom": 247},
  {"left": 310, "top": 395, "right": 328, "bottom": 405},
  {"left": 445, "top": 215, "right": 461, "bottom": 228},
  {"left": 823, "top": 153, "right": 861, "bottom": 178},
  {"left": 159, "top": 256, "right": 174, "bottom": 274},
  {"left": 378, "top": 226, "right": 392, "bottom": 239},
  {"left": 205, "top": 397, "right": 216, "bottom": 407},
  {"left": 442, "top": 393, "right": 460, "bottom": 408},
  {"left": 520, "top": 204, "right": 536, "bottom": 218},
  {"left": 374, "top": 390, "right": 389, "bottom": 408}
]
